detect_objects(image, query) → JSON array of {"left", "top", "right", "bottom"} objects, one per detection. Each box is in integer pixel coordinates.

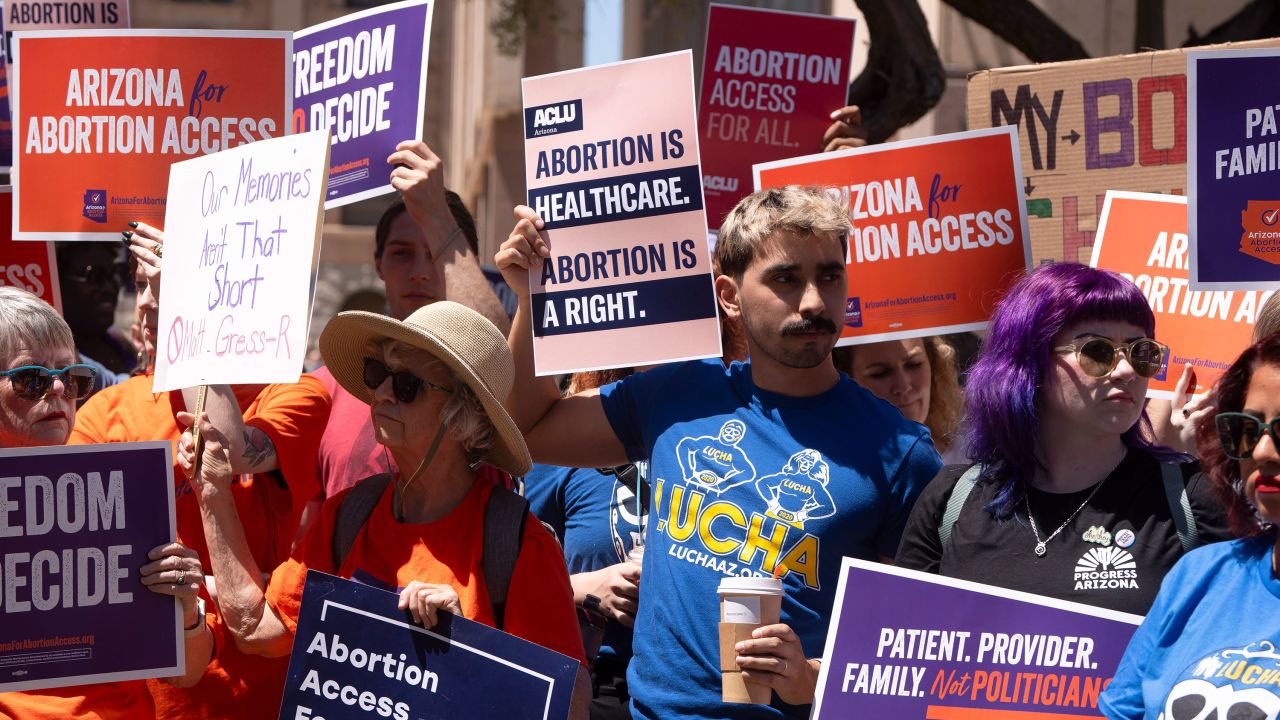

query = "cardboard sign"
[
  {"left": 967, "top": 38, "right": 1280, "bottom": 265},
  {"left": 0, "top": 187, "right": 60, "bottom": 310},
  {"left": 1092, "top": 191, "right": 1271, "bottom": 398},
  {"left": 521, "top": 51, "right": 721, "bottom": 375},
  {"left": 697, "top": 4, "right": 854, "bottom": 232},
  {"left": 152, "top": 130, "right": 330, "bottom": 393},
  {"left": 12, "top": 30, "right": 292, "bottom": 241},
  {"left": 754, "top": 127, "right": 1032, "bottom": 344},
  {"left": 294, "top": 0, "right": 432, "bottom": 208},
  {"left": 0, "top": 442, "right": 181, "bottom": 692},
  {"left": 1188, "top": 49, "right": 1280, "bottom": 290},
  {"left": 812, "top": 559, "right": 1141, "bottom": 719},
  {"left": 279, "top": 571, "right": 579, "bottom": 720}
]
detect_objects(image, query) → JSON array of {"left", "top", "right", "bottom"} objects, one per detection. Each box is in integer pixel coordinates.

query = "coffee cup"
[{"left": 717, "top": 576, "right": 784, "bottom": 704}]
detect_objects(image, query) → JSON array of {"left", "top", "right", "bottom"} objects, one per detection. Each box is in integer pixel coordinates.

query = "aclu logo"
[
  {"left": 844, "top": 297, "right": 862, "bottom": 328},
  {"left": 704, "top": 175, "right": 739, "bottom": 194},
  {"left": 82, "top": 189, "right": 108, "bottom": 224},
  {"left": 524, "top": 99, "right": 584, "bottom": 138}
]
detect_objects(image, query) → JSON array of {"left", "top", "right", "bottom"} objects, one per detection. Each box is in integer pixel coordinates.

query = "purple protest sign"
[
  {"left": 0, "top": 442, "right": 181, "bottom": 691},
  {"left": 812, "top": 559, "right": 1141, "bottom": 719},
  {"left": 293, "top": 0, "right": 433, "bottom": 209},
  {"left": 1188, "top": 48, "right": 1280, "bottom": 291}
]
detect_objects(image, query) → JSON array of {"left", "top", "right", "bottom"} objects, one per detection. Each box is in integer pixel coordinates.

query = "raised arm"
[
  {"left": 179, "top": 411, "right": 294, "bottom": 657},
  {"left": 494, "top": 205, "right": 628, "bottom": 468},
  {"left": 389, "top": 140, "right": 510, "bottom": 333}
]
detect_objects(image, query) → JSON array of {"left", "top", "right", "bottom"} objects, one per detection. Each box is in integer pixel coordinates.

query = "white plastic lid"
[{"left": 717, "top": 576, "right": 784, "bottom": 596}]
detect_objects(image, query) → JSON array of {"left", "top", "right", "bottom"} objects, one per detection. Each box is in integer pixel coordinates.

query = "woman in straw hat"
[{"left": 178, "top": 302, "right": 586, "bottom": 690}]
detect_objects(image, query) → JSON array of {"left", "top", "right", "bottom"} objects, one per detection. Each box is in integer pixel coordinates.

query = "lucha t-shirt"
[
  {"left": 896, "top": 451, "right": 1231, "bottom": 615},
  {"left": 599, "top": 359, "right": 941, "bottom": 719},
  {"left": 1100, "top": 535, "right": 1280, "bottom": 720}
]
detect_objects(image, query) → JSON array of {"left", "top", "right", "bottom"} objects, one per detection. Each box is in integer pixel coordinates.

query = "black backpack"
[{"left": 330, "top": 473, "right": 530, "bottom": 631}]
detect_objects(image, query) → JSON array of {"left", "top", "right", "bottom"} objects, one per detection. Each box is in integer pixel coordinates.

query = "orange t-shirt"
[
  {"left": 69, "top": 374, "right": 331, "bottom": 720},
  {"left": 267, "top": 477, "right": 587, "bottom": 666},
  {"left": 0, "top": 682, "right": 153, "bottom": 720}
]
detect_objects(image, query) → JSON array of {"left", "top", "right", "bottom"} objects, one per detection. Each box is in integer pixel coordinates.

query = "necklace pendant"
[{"left": 1034, "top": 542, "right": 1047, "bottom": 557}]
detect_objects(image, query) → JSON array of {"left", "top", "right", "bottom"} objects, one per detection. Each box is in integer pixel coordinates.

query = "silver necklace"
[{"left": 1025, "top": 477, "right": 1109, "bottom": 557}]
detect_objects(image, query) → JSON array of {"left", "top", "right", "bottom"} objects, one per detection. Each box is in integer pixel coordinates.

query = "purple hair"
[{"left": 965, "top": 262, "right": 1182, "bottom": 518}]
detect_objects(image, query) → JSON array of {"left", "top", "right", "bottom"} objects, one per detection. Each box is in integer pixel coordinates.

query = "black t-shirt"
[{"left": 896, "top": 449, "right": 1232, "bottom": 615}]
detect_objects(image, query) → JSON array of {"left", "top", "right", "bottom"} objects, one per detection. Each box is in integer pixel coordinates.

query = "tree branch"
[
  {"left": 940, "top": 0, "right": 1089, "bottom": 63},
  {"left": 848, "top": 0, "right": 947, "bottom": 143}
]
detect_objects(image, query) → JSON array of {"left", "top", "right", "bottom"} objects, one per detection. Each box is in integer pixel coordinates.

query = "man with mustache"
[{"left": 496, "top": 185, "right": 941, "bottom": 719}]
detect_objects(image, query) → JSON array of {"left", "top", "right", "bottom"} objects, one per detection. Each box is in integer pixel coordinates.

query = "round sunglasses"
[
  {"left": 361, "top": 357, "right": 449, "bottom": 404},
  {"left": 1, "top": 364, "right": 98, "bottom": 401},
  {"left": 1053, "top": 337, "right": 1168, "bottom": 379},
  {"left": 1216, "top": 412, "right": 1280, "bottom": 461}
]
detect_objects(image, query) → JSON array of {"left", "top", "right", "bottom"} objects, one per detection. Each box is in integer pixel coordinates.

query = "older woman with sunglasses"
[
  {"left": 1101, "top": 333, "right": 1280, "bottom": 718},
  {"left": 0, "top": 286, "right": 214, "bottom": 720},
  {"left": 896, "top": 263, "right": 1231, "bottom": 614},
  {"left": 179, "top": 302, "right": 586, "bottom": 706}
]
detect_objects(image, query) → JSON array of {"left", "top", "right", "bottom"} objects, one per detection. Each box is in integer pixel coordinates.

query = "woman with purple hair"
[{"left": 896, "top": 263, "right": 1231, "bottom": 614}]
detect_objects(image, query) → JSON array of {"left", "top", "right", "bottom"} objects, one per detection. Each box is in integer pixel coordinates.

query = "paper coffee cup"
[{"left": 717, "top": 577, "right": 783, "bottom": 705}]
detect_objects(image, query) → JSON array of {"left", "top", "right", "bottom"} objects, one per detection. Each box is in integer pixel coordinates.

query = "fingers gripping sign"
[
  {"left": 493, "top": 205, "right": 552, "bottom": 299},
  {"left": 822, "top": 105, "right": 868, "bottom": 153},
  {"left": 397, "top": 581, "right": 462, "bottom": 629}
]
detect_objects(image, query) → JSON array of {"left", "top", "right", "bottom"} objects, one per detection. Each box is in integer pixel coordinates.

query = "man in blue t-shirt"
[{"left": 495, "top": 186, "right": 942, "bottom": 719}]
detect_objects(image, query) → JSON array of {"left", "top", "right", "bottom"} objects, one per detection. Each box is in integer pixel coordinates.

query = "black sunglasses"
[
  {"left": 361, "top": 357, "right": 448, "bottom": 404},
  {"left": 1217, "top": 412, "right": 1280, "bottom": 461},
  {"left": 0, "top": 364, "right": 98, "bottom": 401}
]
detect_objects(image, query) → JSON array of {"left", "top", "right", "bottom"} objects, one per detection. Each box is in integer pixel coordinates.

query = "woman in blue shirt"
[{"left": 1101, "top": 333, "right": 1280, "bottom": 719}]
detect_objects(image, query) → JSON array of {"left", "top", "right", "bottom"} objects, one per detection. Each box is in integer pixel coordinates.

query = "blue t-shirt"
[
  {"left": 599, "top": 359, "right": 941, "bottom": 719},
  {"left": 522, "top": 463, "right": 646, "bottom": 666},
  {"left": 1100, "top": 535, "right": 1280, "bottom": 719}
]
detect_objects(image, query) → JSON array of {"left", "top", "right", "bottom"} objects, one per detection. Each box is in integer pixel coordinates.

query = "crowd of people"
[{"left": 3, "top": 97, "right": 1280, "bottom": 720}]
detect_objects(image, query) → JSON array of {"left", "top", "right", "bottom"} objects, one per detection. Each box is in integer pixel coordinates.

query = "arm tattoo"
[{"left": 241, "top": 428, "right": 276, "bottom": 471}]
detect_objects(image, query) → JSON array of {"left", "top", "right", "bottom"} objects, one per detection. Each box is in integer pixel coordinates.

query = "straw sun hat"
[{"left": 319, "top": 301, "right": 531, "bottom": 477}]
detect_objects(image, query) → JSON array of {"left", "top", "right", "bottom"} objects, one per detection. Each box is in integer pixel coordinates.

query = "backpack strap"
[
  {"left": 939, "top": 464, "right": 983, "bottom": 550},
  {"left": 1161, "top": 462, "right": 1200, "bottom": 553},
  {"left": 332, "top": 473, "right": 394, "bottom": 570},
  {"left": 483, "top": 484, "right": 529, "bottom": 632}
]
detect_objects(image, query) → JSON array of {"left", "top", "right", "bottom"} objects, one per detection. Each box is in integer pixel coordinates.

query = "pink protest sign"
[
  {"left": 698, "top": 4, "right": 855, "bottom": 232},
  {"left": 521, "top": 51, "right": 721, "bottom": 375}
]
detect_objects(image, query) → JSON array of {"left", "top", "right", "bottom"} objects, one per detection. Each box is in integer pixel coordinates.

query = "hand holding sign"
[
  {"left": 822, "top": 105, "right": 868, "bottom": 153},
  {"left": 387, "top": 139, "right": 459, "bottom": 246},
  {"left": 123, "top": 222, "right": 165, "bottom": 300},
  {"left": 495, "top": 205, "right": 551, "bottom": 299}
]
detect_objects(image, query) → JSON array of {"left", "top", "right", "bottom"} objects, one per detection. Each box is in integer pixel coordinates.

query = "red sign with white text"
[
  {"left": 698, "top": 4, "right": 854, "bottom": 232},
  {"left": 754, "top": 127, "right": 1032, "bottom": 344},
  {"left": 0, "top": 188, "right": 60, "bottom": 310}
]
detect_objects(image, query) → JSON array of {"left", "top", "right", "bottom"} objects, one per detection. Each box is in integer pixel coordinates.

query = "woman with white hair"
[
  {"left": 180, "top": 301, "right": 585, "bottom": 708},
  {"left": 0, "top": 286, "right": 212, "bottom": 719}
]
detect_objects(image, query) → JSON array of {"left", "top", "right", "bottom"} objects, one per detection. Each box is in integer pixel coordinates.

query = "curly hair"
[
  {"left": 833, "top": 336, "right": 963, "bottom": 452},
  {"left": 1196, "top": 334, "right": 1280, "bottom": 537}
]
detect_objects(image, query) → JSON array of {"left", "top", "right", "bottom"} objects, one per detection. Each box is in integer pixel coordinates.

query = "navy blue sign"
[
  {"left": 280, "top": 571, "right": 579, "bottom": 720},
  {"left": 527, "top": 165, "right": 704, "bottom": 230},
  {"left": 524, "top": 100, "right": 584, "bottom": 138},
  {"left": 0, "top": 442, "right": 180, "bottom": 691},
  {"left": 1190, "top": 49, "right": 1280, "bottom": 290}
]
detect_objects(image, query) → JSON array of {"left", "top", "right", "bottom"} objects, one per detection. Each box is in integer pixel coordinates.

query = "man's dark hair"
[{"left": 374, "top": 190, "right": 479, "bottom": 259}]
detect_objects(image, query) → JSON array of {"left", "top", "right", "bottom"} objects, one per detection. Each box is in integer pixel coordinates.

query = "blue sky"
[{"left": 584, "top": 0, "right": 623, "bottom": 66}]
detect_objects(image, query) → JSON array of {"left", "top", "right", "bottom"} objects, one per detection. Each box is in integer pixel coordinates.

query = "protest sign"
[
  {"left": 0, "top": 2, "right": 11, "bottom": 172},
  {"left": 968, "top": 38, "right": 1280, "bottom": 265},
  {"left": 754, "top": 126, "right": 1032, "bottom": 344},
  {"left": 11, "top": 30, "right": 292, "bottom": 241},
  {"left": 294, "top": 0, "right": 432, "bottom": 208},
  {"left": 1091, "top": 191, "right": 1270, "bottom": 398},
  {"left": 521, "top": 51, "right": 721, "bottom": 375},
  {"left": 0, "top": 187, "right": 60, "bottom": 310},
  {"left": 697, "top": 4, "right": 854, "bottom": 232},
  {"left": 152, "top": 129, "right": 330, "bottom": 393},
  {"left": 1188, "top": 48, "right": 1280, "bottom": 290},
  {"left": 0, "top": 442, "right": 180, "bottom": 692},
  {"left": 6, "top": 0, "right": 128, "bottom": 33},
  {"left": 280, "top": 571, "right": 579, "bottom": 720},
  {"left": 812, "top": 559, "right": 1141, "bottom": 719}
]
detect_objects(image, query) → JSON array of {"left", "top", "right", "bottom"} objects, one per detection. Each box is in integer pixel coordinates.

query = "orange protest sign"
[
  {"left": 1091, "top": 191, "right": 1270, "bottom": 398},
  {"left": 12, "top": 30, "right": 291, "bottom": 241},
  {"left": 753, "top": 127, "right": 1032, "bottom": 344}
]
